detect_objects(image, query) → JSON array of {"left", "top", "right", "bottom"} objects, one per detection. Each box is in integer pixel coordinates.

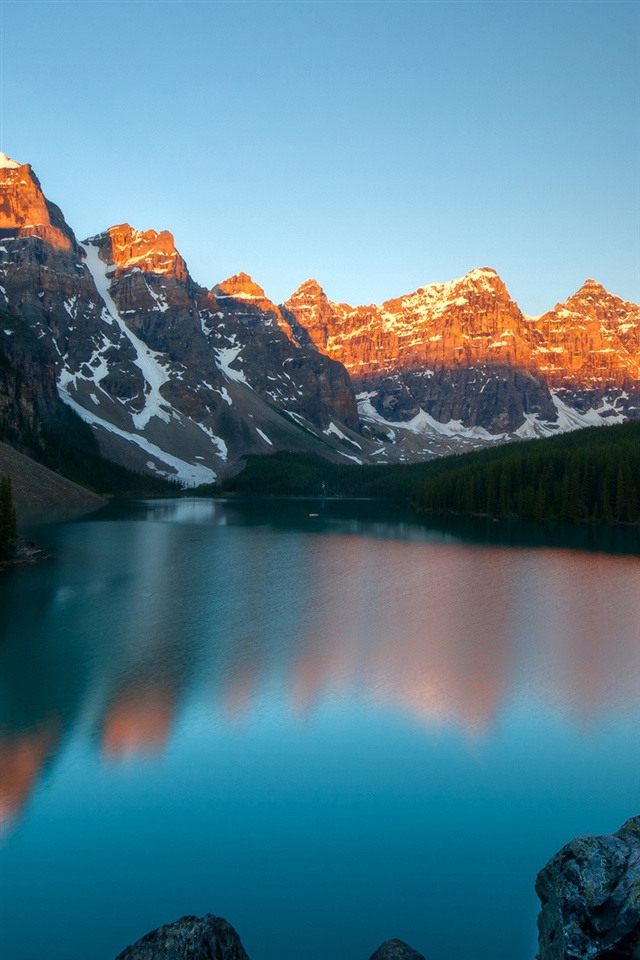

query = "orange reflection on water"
[
  {"left": 0, "top": 722, "right": 60, "bottom": 828},
  {"left": 102, "top": 687, "right": 174, "bottom": 760},
  {"left": 516, "top": 550, "right": 640, "bottom": 724},
  {"left": 288, "top": 539, "right": 516, "bottom": 734}
]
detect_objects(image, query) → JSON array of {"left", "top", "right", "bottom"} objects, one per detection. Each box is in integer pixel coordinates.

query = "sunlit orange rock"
[
  {"left": 92, "top": 223, "right": 189, "bottom": 283},
  {"left": 214, "top": 272, "right": 298, "bottom": 343},
  {"left": 533, "top": 280, "right": 640, "bottom": 388},
  {"left": 282, "top": 269, "right": 640, "bottom": 430},
  {"left": 0, "top": 153, "right": 73, "bottom": 251}
]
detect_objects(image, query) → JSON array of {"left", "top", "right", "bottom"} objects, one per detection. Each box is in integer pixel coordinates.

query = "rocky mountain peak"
[
  {"left": 545, "top": 278, "right": 639, "bottom": 323},
  {"left": 447, "top": 266, "right": 510, "bottom": 300},
  {"left": 86, "top": 223, "right": 189, "bottom": 283},
  {"left": 214, "top": 272, "right": 268, "bottom": 302},
  {"left": 282, "top": 279, "right": 332, "bottom": 322},
  {"left": 579, "top": 277, "right": 607, "bottom": 292},
  {"left": 569, "top": 278, "right": 617, "bottom": 305},
  {"left": 0, "top": 156, "right": 74, "bottom": 251},
  {"left": 287, "top": 278, "right": 327, "bottom": 302}
]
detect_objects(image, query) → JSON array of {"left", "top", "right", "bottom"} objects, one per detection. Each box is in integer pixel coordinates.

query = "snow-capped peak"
[{"left": 0, "top": 153, "right": 20, "bottom": 169}]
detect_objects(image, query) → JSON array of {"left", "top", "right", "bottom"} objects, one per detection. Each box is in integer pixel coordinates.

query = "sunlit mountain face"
[
  {"left": 282, "top": 270, "right": 639, "bottom": 434},
  {"left": 1, "top": 152, "right": 638, "bottom": 483}
]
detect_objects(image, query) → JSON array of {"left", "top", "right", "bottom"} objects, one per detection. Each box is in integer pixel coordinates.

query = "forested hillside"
[
  {"left": 0, "top": 474, "right": 17, "bottom": 559},
  {"left": 217, "top": 423, "right": 640, "bottom": 525},
  {"left": 413, "top": 421, "right": 639, "bottom": 523}
]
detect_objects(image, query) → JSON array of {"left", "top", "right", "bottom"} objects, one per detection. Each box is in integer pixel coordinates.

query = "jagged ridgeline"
[
  {"left": 220, "top": 422, "right": 640, "bottom": 525},
  {"left": 0, "top": 152, "right": 638, "bottom": 490}
]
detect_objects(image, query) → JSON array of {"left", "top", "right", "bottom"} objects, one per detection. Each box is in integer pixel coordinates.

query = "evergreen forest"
[
  {"left": 0, "top": 474, "right": 17, "bottom": 559},
  {"left": 216, "top": 422, "right": 640, "bottom": 525}
]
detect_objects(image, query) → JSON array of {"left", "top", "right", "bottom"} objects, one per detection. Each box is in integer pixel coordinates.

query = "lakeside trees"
[
  {"left": 0, "top": 474, "right": 17, "bottom": 559},
  {"left": 217, "top": 422, "right": 640, "bottom": 525},
  {"left": 413, "top": 423, "right": 640, "bottom": 523}
]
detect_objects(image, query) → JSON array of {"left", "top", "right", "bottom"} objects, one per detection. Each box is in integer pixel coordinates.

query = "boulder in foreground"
[
  {"left": 114, "top": 914, "right": 250, "bottom": 960},
  {"left": 369, "top": 939, "right": 426, "bottom": 960},
  {"left": 536, "top": 815, "right": 640, "bottom": 959}
]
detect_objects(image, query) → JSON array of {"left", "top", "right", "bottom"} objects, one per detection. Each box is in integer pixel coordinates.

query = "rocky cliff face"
[
  {"left": 0, "top": 153, "right": 74, "bottom": 252},
  {"left": 0, "top": 151, "right": 638, "bottom": 479},
  {"left": 207, "top": 272, "right": 359, "bottom": 430},
  {"left": 533, "top": 280, "right": 640, "bottom": 404},
  {"left": 536, "top": 815, "right": 640, "bottom": 960},
  {"left": 0, "top": 156, "right": 363, "bottom": 481},
  {"left": 282, "top": 269, "right": 639, "bottom": 434},
  {"left": 0, "top": 310, "right": 62, "bottom": 447}
]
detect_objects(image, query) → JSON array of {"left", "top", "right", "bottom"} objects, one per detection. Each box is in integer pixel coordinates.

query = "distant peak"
[
  {"left": 108, "top": 223, "right": 176, "bottom": 246},
  {"left": 287, "top": 278, "right": 327, "bottom": 301},
  {"left": 461, "top": 266, "right": 502, "bottom": 284},
  {"left": 214, "top": 273, "right": 268, "bottom": 301},
  {"left": 85, "top": 223, "right": 187, "bottom": 281},
  {"left": 576, "top": 278, "right": 607, "bottom": 293},
  {"left": 0, "top": 152, "right": 21, "bottom": 169}
]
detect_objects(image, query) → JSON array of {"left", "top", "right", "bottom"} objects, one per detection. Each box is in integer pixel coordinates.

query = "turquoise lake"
[{"left": 0, "top": 499, "right": 638, "bottom": 960}]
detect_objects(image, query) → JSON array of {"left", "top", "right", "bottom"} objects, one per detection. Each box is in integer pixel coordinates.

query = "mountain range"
[{"left": 0, "top": 152, "right": 638, "bottom": 485}]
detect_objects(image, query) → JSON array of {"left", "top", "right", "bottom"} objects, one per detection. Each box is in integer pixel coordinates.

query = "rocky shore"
[
  {"left": 0, "top": 535, "right": 52, "bottom": 572},
  {"left": 113, "top": 816, "right": 639, "bottom": 960},
  {"left": 536, "top": 815, "right": 640, "bottom": 959}
]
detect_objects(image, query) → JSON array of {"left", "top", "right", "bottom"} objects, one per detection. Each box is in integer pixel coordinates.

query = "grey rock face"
[
  {"left": 354, "top": 363, "right": 556, "bottom": 433},
  {"left": 114, "top": 914, "right": 250, "bottom": 960},
  {"left": 536, "top": 815, "right": 640, "bottom": 960},
  {"left": 369, "top": 939, "right": 426, "bottom": 960}
]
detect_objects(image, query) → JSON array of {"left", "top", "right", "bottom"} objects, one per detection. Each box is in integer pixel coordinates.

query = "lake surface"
[{"left": 1, "top": 499, "right": 639, "bottom": 960}]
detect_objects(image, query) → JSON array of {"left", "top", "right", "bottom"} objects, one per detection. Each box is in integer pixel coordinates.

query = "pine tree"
[{"left": 0, "top": 474, "right": 17, "bottom": 559}]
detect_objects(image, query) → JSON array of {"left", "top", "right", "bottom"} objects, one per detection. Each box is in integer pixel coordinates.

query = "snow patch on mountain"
[
  {"left": 58, "top": 387, "right": 217, "bottom": 484},
  {"left": 514, "top": 393, "right": 627, "bottom": 438},
  {"left": 324, "top": 421, "right": 363, "bottom": 449},
  {"left": 215, "top": 343, "right": 248, "bottom": 383},
  {"left": 82, "top": 241, "right": 173, "bottom": 428},
  {"left": 0, "top": 153, "right": 20, "bottom": 169},
  {"left": 144, "top": 279, "right": 170, "bottom": 312},
  {"left": 358, "top": 398, "right": 506, "bottom": 442}
]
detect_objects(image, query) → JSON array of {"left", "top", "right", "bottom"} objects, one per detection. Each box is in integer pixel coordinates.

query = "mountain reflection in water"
[{"left": 1, "top": 500, "right": 638, "bottom": 830}]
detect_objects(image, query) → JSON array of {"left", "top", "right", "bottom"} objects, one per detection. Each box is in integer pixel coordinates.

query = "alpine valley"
[{"left": 1, "top": 153, "right": 638, "bottom": 485}]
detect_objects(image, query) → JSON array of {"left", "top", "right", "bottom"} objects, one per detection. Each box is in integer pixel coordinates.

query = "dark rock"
[
  {"left": 369, "top": 939, "right": 426, "bottom": 960},
  {"left": 114, "top": 914, "right": 250, "bottom": 960},
  {"left": 535, "top": 815, "right": 640, "bottom": 960},
  {"left": 354, "top": 363, "right": 557, "bottom": 433}
]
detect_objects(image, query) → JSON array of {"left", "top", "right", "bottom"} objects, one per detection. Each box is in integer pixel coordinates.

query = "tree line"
[
  {"left": 0, "top": 475, "right": 17, "bottom": 559},
  {"left": 412, "top": 422, "right": 639, "bottom": 523},
  {"left": 214, "top": 421, "right": 640, "bottom": 525}
]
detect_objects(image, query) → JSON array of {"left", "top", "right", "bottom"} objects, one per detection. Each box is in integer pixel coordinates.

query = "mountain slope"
[
  {"left": 0, "top": 156, "right": 366, "bottom": 481},
  {"left": 0, "top": 151, "right": 638, "bottom": 482},
  {"left": 282, "top": 269, "right": 639, "bottom": 435}
]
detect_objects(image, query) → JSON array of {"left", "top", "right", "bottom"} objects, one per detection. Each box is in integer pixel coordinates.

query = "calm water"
[{"left": 1, "top": 500, "right": 639, "bottom": 960}]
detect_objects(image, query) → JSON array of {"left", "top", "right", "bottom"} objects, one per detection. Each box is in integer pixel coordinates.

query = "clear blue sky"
[{"left": 1, "top": 0, "right": 638, "bottom": 313}]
